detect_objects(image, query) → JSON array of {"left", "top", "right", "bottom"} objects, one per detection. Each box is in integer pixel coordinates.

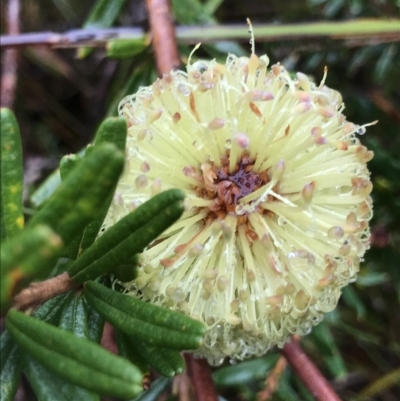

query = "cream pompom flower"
[{"left": 104, "top": 46, "right": 375, "bottom": 365}]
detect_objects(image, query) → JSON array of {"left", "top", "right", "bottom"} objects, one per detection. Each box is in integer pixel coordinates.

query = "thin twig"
[
  {"left": 145, "top": 0, "right": 180, "bottom": 75},
  {"left": 257, "top": 355, "right": 287, "bottom": 401},
  {"left": 282, "top": 337, "right": 342, "bottom": 401},
  {"left": 1, "top": 21, "right": 399, "bottom": 49},
  {"left": 184, "top": 354, "right": 218, "bottom": 401},
  {"left": 1, "top": 0, "right": 20, "bottom": 108},
  {"left": 12, "top": 272, "right": 79, "bottom": 310}
]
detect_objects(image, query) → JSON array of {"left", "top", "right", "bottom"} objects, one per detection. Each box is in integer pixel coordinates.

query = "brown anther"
[
  {"left": 249, "top": 102, "right": 262, "bottom": 118},
  {"left": 201, "top": 163, "right": 217, "bottom": 193},
  {"left": 245, "top": 227, "right": 258, "bottom": 242},
  {"left": 160, "top": 257, "right": 175, "bottom": 267},
  {"left": 189, "top": 92, "right": 201, "bottom": 122},
  {"left": 173, "top": 112, "right": 181, "bottom": 124}
]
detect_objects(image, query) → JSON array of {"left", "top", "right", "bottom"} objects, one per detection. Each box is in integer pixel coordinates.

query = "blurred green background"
[{"left": 1, "top": 0, "right": 399, "bottom": 400}]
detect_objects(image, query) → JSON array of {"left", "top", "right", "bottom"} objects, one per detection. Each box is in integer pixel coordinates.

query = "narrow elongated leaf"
[
  {"left": 212, "top": 354, "right": 279, "bottom": 387},
  {"left": 130, "top": 377, "right": 171, "bottom": 401},
  {"left": 59, "top": 154, "right": 80, "bottom": 180},
  {"left": 24, "top": 294, "right": 100, "bottom": 401},
  {"left": 30, "top": 168, "right": 61, "bottom": 208},
  {"left": 59, "top": 295, "right": 89, "bottom": 339},
  {"left": 78, "top": 0, "right": 127, "bottom": 58},
  {"left": 85, "top": 281, "right": 205, "bottom": 335},
  {"left": 92, "top": 116, "right": 127, "bottom": 150},
  {"left": 341, "top": 285, "right": 367, "bottom": 320},
  {"left": 0, "top": 108, "right": 24, "bottom": 241},
  {"left": 113, "top": 254, "right": 139, "bottom": 282},
  {"left": 0, "top": 225, "right": 63, "bottom": 311},
  {"left": 311, "top": 323, "right": 347, "bottom": 378},
  {"left": 115, "top": 329, "right": 148, "bottom": 374},
  {"left": 82, "top": 0, "right": 127, "bottom": 28},
  {"left": 79, "top": 117, "right": 127, "bottom": 252},
  {"left": 24, "top": 356, "right": 100, "bottom": 401},
  {"left": 84, "top": 282, "right": 204, "bottom": 349},
  {"left": 0, "top": 331, "right": 23, "bottom": 401},
  {"left": 59, "top": 154, "right": 82, "bottom": 259},
  {"left": 128, "top": 337, "right": 185, "bottom": 377},
  {"left": 33, "top": 291, "right": 74, "bottom": 325},
  {"left": 86, "top": 300, "right": 105, "bottom": 343},
  {"left": 27, "top": 144, "right": 125, "bottom": 246},
  {"left": 106, "top": 38, "right": 148, "bottom": 59},
  {"left": 6, "top": 310, "right": 143, "bottom": 399},
  {"left": 68, "top": 189, "right": 185, "bottom": 282}
]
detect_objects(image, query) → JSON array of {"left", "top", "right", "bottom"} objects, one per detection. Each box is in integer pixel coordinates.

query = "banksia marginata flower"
[{"left": 104, "top": 47, "right": 375, "bottom": 365}]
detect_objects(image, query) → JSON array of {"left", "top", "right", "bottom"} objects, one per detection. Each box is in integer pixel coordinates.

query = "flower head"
[{"left": 104, "top": 48, "right": 374, "bottom": 365}]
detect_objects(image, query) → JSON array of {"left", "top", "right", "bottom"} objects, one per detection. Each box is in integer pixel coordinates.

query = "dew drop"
[
  {"left": 193, "top": 140, "right": 203, "bottom": 150},
  {"left": 224, "top": 139, "right": 232, "bottom": 149},
  {"left": 356, "top": 125, "right": 366, "bottom": 135},
  {"left": 277, "top": 216, "right": 287, "bottom": 226}
]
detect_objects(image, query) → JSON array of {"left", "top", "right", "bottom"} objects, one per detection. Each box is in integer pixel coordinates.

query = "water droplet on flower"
[
  {"left": 224, "top": 139, "right": 232, "bottom": 149},
  {"left": 277, "top": 217, "right": 287, "bottom": 226},
  {"left": 193, "top": 140, "right": 203, "bottom": 150},
  {"left": 188, "top": 243, "right": 203, "bottom": 257},
  {"left": 356, "top": 125, "right": 366, "bottom": 135},
  {"left": 328, "top": 226, "right": 344, "bottom": 240}
]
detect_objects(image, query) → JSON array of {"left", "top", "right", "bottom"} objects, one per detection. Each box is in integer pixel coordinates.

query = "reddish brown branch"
[
  {"left": 184, "top": 354, "right": 218, "bottom": 401},
  {"left": 257, "top": 355, "right": 287, "bottom": 401},
  {"left": 12, "top": 272, "right": 79, "bottom": 310},
  {"left": 145, "top": 0, "right": 180, "bottom": 76},
  {"left": 282, "top": 337, "right": 342, "bottom": 401},
  {"left": 1, "top": 0, "right": 20, "bottom": 108}
]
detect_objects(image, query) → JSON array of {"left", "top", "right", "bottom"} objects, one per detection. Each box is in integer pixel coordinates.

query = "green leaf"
[
  {"left": 24, "top": 356, "right": 100, "bottom": 401},
  {"left": 84, "top": 281, "right": 205, "bottom": 349},
  {"left": 356, "top": 272, "right": 389, "bottom": 287},
  {"left": 113, "top": 255, "right": 139, "bottom": 282},
  {"left": 106, "top": 38, "right": 148, "bottom": 59},
  {"left": 0, "top": 108, "right": 24, "bottom": 241},
  {"left": 86, "top": 299, "right": 105, "bottom": 343},
  {"left": 79, "top": 117, "right": 127, "bottom": 252},
  {"left": 27, "top": 144, "right": 125, "bottom": 246},
  {"left": 30, "top": 168, "right": 61, "bottom": 208},
  {"left": 23, "top": 294, "right": 100, "bottom": 401},
  {"left": 59, "top": 154, "right": 82, "bottom": 260},
  {"left": 341, "top": 285, "right": 367, "bottom": 320},
  {"left": 128, "top": 337, "right": 185, "bottom": 377},
  {"left": 115, "top": 329, "right": 149, "bottom": 374},
  {"left": 0, "top": 225, "right": 63, "bottom": 311},
  {"left": 106, "top": 61, "right": 153, "bottom": 117},
  {"left": 6, "top": 310, "right": 143, "bottom": 399},
  {"left": 0, "top": 331, "right": 23, "bottom": 401},
  {"left": 58, "top": 294, "right": 89, "bottom": 339},
  {"left": 33, "top": 291, "right": 74, "bottom": 325},
  {"left": 77, "top": 0, "right": 128, "bottom": 59},
  {"left": 310, "top": 322, "right": 347, "bottom": 378},
  {"left": 130, "top": 377, "right": 171, "bottom": 401},
  {"left": 60, "top": 154, "right": 81, "bottom": 181},
  {"left": 68, "top": 189, "right": 185, "bottom": 282},
  {"left": 212, "top": 354, "right": 279, "bottom": 387}
]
